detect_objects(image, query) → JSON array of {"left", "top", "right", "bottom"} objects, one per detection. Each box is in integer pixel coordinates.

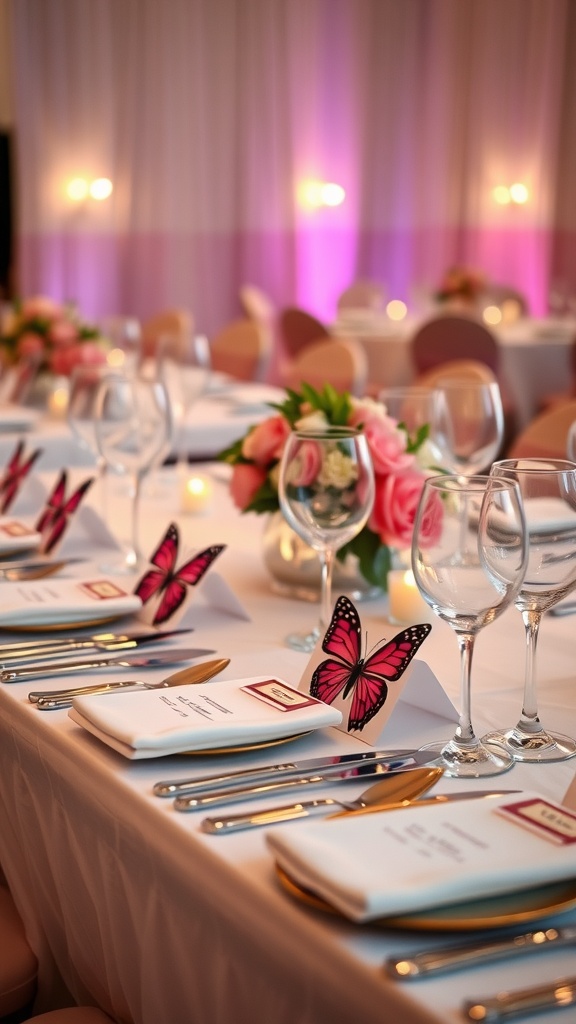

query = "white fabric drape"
[{"left": 7, "top": 0, "right": 576, "bottom": 333}]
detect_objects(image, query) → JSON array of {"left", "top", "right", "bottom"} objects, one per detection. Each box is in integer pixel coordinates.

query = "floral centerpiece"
[
  {"left": 0, "top": 295, "right": 108, "bottom": 376},
  {"left": 219, "top": 382, "right": 437, "bottom": 590},
  {"left": 435, "top": 266, "right": 487, "bottom": 305}
]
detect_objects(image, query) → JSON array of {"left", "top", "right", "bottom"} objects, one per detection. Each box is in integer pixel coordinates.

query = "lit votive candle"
[
  {"left": 181, "top": 474, "right": 213, "bottom": 515},
  {"left": 387, "top": 568, "right": 431, "bottom": 625},
  {"left": 47, "top": 382, "right": 69, "bottom": 419}
]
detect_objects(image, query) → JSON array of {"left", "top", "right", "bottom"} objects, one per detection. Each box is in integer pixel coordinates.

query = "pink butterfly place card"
[
  {"left": 134, "top": 522, "right": 238, "bottom": 628},
  {"left": 298, "top": 595, "right": 456, "bottom": 747},
  {"left": 0, "top": 439, "right": 43, "bottom": 514},
  {"left": 34, "top": 469, "right": 95, "bottom": 556}
]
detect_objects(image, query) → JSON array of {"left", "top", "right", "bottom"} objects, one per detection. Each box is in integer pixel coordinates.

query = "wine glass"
[
  {"left": 567, "top": 421, "right": 576, "bottom": 462},
  {"left": 102, "top": 316, "right": 142, "bottom": 372},
  {"left": 484, "top": 457, "right": 576, "bottom": 761},
  {"left": 411, "top": 474, "right": 528, "bottom": 777},
  {"left": 278, "top": 426, "right": 375, "bottom": 653},
  {"left": 95, "top": 372, "right": 173, "bottom": 572},
  {"left": 378, "top": 385, "right": 444, "bottom": 465},
  {"left": 156, "top": 332, "right": 211, "bottom": 479},
  {"left": 431, "top": 378, "right": 505, "bottom": 476},
  {"left": 67, "top": 364, "right": 111, "bottom": 513}
]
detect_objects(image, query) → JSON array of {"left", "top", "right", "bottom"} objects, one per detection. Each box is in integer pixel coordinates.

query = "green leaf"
[{"left": 337, "top": 527, "right": 392, "bottom": 589}]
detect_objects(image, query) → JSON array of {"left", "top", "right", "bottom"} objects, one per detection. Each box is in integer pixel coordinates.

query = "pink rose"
[
  {"left": 230, "top": 463, "right": 267, "bottom": 510},
  {"left": 21, "top": 296, "right": 63, "bottom": 320},
  {"left": 242, "top": 415, "right": 290, "bottom": 466},
  {"left": 75, "top": 342, "right": 107, "bottom": 367},
  {"left": 348, "top": 404, "right": 414, "bottom": 475},
  {"left": 16, "top": 332, "right": 45, "bottom": 359},
  {"left": 288, "top": 439, "right": 322, "bottom": 487},
  {"left": 48, "top": 319, "right": 78, "bottom": 345},
  {"left": 370, "top": 468, "right": 434, "bottom": 548},
  {"left": 48, "top": 342, "right": 84, "bottom": 376}
]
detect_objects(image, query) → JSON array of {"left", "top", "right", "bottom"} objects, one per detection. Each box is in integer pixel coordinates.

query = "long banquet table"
[
  {"left": 333, "top": 313, "right": 576, "bottom": 429},
  {"left": 0, "top": 449, "right": 575, "bottom": 1024}
]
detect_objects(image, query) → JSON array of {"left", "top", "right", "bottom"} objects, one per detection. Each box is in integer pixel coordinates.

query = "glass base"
[
  {"left": 482, "top": 727, "right": 576, "bottom": 763},
  {"left": 419, "top": 738, "right": 515, "bottom": 778},
  {"left": 99, "top": 549, "right": 143, "bottom": 576},
  {"left": 285, "top": 627, "right": 320, "bottom": 654}
]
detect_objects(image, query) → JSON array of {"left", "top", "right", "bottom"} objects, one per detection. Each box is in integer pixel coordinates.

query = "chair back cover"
[
  {"left": 210, "top": 318, "right": 272, "bottom": 381},
  {"left": 284, "top": 336, "right": 368, "bottom": 396}
]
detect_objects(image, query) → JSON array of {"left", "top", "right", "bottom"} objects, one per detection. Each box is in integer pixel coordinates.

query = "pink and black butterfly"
[
  {"left": 0, "top": 440, "right": 43, "bottom": 514},
  {"left": 310, "top": 595, "right": 431, "bottom": 732},
  {"left": 135, "top": 522, "right": 225, "bottom": 626},
  {"left": 35, "top": 470, "right": 94, "bottom": 554}
]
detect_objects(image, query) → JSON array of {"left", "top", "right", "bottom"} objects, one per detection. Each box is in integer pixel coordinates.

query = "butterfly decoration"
[
  {"left": 134, "top": 522, "right": 225, "bottom": 626},
  {"left": 35, "top": 470, "right": 94, "bottom": 554},
  {"left": 0, "top": 440, "right": 43, "bottom": 514},
  {"left": 310, "top": 595, "right": 431, "bottom": 732}
]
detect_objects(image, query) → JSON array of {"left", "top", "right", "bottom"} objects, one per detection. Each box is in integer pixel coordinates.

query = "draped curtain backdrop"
[{"left": 6, "top": 0, "right": 576, "bottom": 333}]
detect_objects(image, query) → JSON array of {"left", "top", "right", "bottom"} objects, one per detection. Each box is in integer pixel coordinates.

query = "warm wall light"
[
  {"left": 67, "top": 177, "right": 89, "bottom": 201},
  {"left": 89, "top": 177, "right": 113, "bottom": 200},
  {"left": 299, "top": 179, "right": 345, "bottom": 208},
  {"left": 493, "top": 185, "right": 511, "bottom": 205},
  {"left": 386, "top": 299, "right": 407, "bottom": 321},
  {"left": 66, "top": 176, "right": 113, "bottom": 203},
  {"left": 509, "top": 182, "right": 529, "bottom": 204}
]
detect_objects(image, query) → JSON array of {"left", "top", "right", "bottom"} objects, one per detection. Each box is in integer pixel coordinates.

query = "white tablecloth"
[
  {"left": 0, "top": 469, "right": 575, "bottom": 1024},
  {"left": 333, "top": 315, "right": 576, "bottom": 429}
]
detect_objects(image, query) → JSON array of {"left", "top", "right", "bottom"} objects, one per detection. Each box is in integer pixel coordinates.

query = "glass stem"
[
  {"left": 319, "top": 547, "right": 335, "bottom": 635},
  {"left": 454, "top": 632, "right": 476, "bottom": 746},
  {"left": 131, "top": 471, "right": 143, "bottom": 565},
  {"left": 518, "top": 609, "right": 543, "bottom": 733}
]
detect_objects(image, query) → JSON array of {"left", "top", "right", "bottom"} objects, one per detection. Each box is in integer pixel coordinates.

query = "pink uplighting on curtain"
[{"left": 7, "top": 0, "right": 576, "bottom": 333}]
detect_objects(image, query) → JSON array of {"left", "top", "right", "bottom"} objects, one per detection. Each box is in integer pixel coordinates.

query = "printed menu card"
[
  {"left": 68, "top": 676, "right": 343, "bottom": 758},
  {"left": 266, "top": 791, "right": 576, "bottom": 923}
]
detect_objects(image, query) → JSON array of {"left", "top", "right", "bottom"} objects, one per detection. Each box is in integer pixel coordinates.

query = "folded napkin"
[
  {"left": 0, "top": 576, "right": 142, "bottom": 627},
  {"left": 0, "top": 517, "right": 41, "bottom": 555},
  {"left": 0, "top": 405, "right": 40, "bottom": 431},
  {"left": 266, "top": 791, "right": 576, "bottom": 923},
  {"left": 68, "top": 675, "right": 343, "bottom": 759}
]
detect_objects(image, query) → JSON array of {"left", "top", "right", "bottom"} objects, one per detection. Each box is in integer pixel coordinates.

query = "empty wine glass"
[
  {"left": 156, "top": 332, "right": 211, "bottom": 478},
  {"left": 378, "top": 385, "right": 444, "bottom": 466},
  {"left": 95, "top": 372, "right": 173, "bottom": 572},
  {"left": 567, "top": 421, "right": 576, "bottom": 462},
  {"left": 278, "top": 426, "right": 375, "bottom": 653},
  {"left": 432, "top": 378, "right": 505, "bottom": 476},
  {"left": 412, "top": 474, "right": 528, "bottom": 777},
  {"left": 67, "top": 364, "right": 111, "bottom": 513},
  {"left": 102, "top": 316, "right": 142, "bottom": 372},
  {"left": 484, "top": 457, "right": 576, "bottom": 761}
]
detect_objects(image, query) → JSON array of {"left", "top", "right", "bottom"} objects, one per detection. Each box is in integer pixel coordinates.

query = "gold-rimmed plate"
[
  {"left": 181, "top": 732, "right": 313, "bottom": 756},
  {"left": 275, "top": 865, "right": 576, "bottom": 932}
]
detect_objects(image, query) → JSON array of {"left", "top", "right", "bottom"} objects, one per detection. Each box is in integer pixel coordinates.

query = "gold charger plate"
[
  {"left": 275, "top": 865, "right": 576, "bottom": 932},
  {"left": 181, "top": 732, "right": 312, "bottom": 756}
]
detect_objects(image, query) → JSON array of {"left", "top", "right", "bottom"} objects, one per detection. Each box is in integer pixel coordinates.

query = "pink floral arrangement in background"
[
  {"left": 0, "top": 295, "right": 108, "bottom": 376},
  {"left": 219, "top": 383, "right": 440, "bottom": 589},
  {"left": 435, "top": 265, "right": 487, "bottom": 304}
]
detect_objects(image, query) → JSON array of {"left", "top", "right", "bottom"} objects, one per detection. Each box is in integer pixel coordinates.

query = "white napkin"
[
  {"left": 0, "top": 517, "right": 41, "bottom": 555},
  {"left": 0, "top": 405, "right": 40, "bottom": 431},
  {"left": 68, "top": 675, "right": 343, "bottom": 759},
  {"left": 0, "top": 576, "right": 142, "bottom": 627},
  {"left": 266, "top": 791, "right": 576, "bottom": 923}
]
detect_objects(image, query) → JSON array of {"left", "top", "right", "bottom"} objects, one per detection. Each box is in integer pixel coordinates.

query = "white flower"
[
  {"left": 295, "top": 409, "right": 329, "bottom": 431},
  {"left": 318, "top": 449, "right": 359, "bottom": 490}
]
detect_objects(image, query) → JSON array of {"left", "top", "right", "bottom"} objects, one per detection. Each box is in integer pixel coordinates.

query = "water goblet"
[
  {"left": 411, "top": 474, "right": 528, "bottom": 777},
  {"left": 156, "top": 332, "right": 211, "bottom": 479},
  {"left": 95, "top": 372, "right": 173, "bottom": 572},
  {"left": 484, "top": 457, "right": 576, "bottom": 761},
  {"left": 67, "top": 364, "right": 112, "bottom": 512},
  {"left": 278, "top": 425, "right": 375, "bottom": 653},
  {"left": 432, "top": 378, "right": 505, "bottom": 476}
]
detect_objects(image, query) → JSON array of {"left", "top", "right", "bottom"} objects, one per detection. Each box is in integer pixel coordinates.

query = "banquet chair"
[
  {"left": 506, "top": 399, "right": 576, "bottom": 459},
  {"left": 238, "top": 284, "right": 276, "bottom": 329},
  {"left": 414, "top": 358, "right": 499, "bottom": 388},
  {"left": 284, "top": 336, "right": 368, "bottom": 396},
  {"left": 0, "top": 880, "right": 37, "bottom": 1018},
  {"left": 278, "top": 307, "right": 329, "bottom": 359},
  {"left": 25, "top": 1011, "right": 116, "bottom": 1023},
  {"left": 410, "top": 313, "right": 501, "bottom": 375},
  {"left": 336, "top": 280, "right": 385, "bottom": 312},
  {"left": 209, "top": 318, "right": 272, "bottom": 382},
  {"left": 141, "top": 308, "right": 194, "bottom": 361}
]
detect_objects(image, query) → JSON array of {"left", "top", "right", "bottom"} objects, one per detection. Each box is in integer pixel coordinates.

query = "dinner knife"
[
  {"left": 154, "top": 747, "right": 435, "bottom": 798},
  {"left": 172, "top": 753, "right": 441, "bottom": 812},
  {"left": 13, "top": 648, "right": 215, "bottom": 687},
  {"left": 0, "top": 628, "right": 193, "bottom": 662},
  {"left": 386, "top": 923, "right": 576, "bottom": 979},
  {"left": 31, "top": 657, "right": 230, "bottom": 708},
  {"left": 201, "top": 789, "right": 519, "bottom": 834},
  {"left": 463, "top": 974, "right": 576, "bottom": 1022}
]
